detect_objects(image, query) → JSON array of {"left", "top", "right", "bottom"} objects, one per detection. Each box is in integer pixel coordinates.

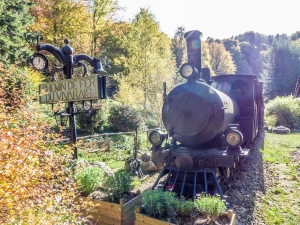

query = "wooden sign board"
[{"left": 39, "top": 75, "right": 106, "bottom": 104}]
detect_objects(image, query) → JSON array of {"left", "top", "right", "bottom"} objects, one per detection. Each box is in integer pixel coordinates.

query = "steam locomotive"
[{"left": 148, "top": 30, "right": 264, "bottom": 199}]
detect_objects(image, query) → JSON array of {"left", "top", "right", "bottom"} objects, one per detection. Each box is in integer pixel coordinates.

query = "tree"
[
  {"left": 291, "top": 31, "right": 300, "bottom": 41},
  {"left": 171, "top": 26, "right": 187, "bottom": 69},
  {"left": 0, "top": 0, "right": 34, "bottom": 65},
  {"left": 30, "top": 0, "right": 91, "bottom": 53},
  {"left": 115, "top": 8, "right": 176, "bottom": 125},
  {"left": 223, "top": 38, "right": 252, "bottom": 74},
  {"left": 83, "top": 0, "right": 121, "bottom": 57},
  {"left": 201, "top": 41, "right": 215, "bottom": 76},
  {"left": 208, "top": 42, "right": 236, "bottom": 75},
  {"left": 260, "top": 47, "right": 276, "bottom": 100},
  {"left": 261, "top": 39, "right": 300, "bottom": 100}
]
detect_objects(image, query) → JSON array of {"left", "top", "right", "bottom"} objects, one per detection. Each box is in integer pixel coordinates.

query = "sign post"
[{"left": 29, "top": 37, "right": 107, "bottom": 159}]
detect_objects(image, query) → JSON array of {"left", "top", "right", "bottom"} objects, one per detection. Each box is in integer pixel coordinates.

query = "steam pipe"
[{"left": 184, "top": 30, "right": 203, "bottom": 79}]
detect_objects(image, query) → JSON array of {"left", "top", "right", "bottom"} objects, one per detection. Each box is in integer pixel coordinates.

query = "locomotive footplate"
[{"left": 169, "top": 147, "right": 249, "bottom": 168}]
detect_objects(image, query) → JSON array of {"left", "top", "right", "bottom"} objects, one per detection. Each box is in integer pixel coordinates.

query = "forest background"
[{"left": 2, "top": 0, "right": 300, "bottom": 223}]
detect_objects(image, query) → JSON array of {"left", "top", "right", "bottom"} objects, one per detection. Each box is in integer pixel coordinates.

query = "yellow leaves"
[
  {"left": 0, "top": 62, "right": 79, "bottom": 224},
  {"left": 6, "top": 203, "right": 13, "bottom": 209}
]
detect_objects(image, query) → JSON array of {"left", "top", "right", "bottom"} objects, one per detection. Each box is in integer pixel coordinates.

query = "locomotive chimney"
[{"left": 184, "top": 30, "right": 203, "bottom": 80}]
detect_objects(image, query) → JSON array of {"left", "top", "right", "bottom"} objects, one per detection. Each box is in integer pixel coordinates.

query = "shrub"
[
  {"left": 76, "top": 101, "right": 109, "bottom": 135},
  {"left": 175, "top": 199, "right": 194, "bottom": 217},
  {"left": 108, "top": 102, "right": 142, "bottom": 132},
  {"left": 142, "top": 189, "right": 197, "bottom": 220},
  {"left": 103, "top": 169, "right": 132, "bottom": 203},
  {"left": 265, "top": 95, "right": 300, "bottom": 129},
  {"left": 0, "top": 65, "right": 83, "bottom": 224},
  {"left": 110, "top": 134, "right": 134, "bottom": 152},
  {"left": 75, "top": 166, "right": 106, "bottom": 195},
  {"left": 194, "top": 195, "right": 226, "bottom": 220},
  {"left": 145, "top": 118, "right": 160, "bottom": 129},
  {"left": 142, "top": 189, "right": 178, "bottom": 219}
]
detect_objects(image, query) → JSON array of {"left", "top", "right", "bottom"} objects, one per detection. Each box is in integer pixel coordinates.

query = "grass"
[
  {"left": 261, "top": 132, "right": 299, "bottom": 164},
  {"left": 258, "top": 132, "right": 300, "bottom": 224}
]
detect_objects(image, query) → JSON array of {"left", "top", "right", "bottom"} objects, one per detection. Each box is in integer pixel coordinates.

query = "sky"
[{"left": 117, "top": 0, "right": 299, "bottom": 40}]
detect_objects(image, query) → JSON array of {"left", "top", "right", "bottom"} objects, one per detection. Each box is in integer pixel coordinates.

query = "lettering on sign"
[{"left": 39, "top": 75, "right": 100, "bottom": 104}]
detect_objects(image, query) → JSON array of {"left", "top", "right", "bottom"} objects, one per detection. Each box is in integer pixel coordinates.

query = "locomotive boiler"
[{"left": 148, "top": 30, "right": 264, "bottom": 199}]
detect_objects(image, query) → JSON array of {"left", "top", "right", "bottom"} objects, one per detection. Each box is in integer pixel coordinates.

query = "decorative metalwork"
[{"left": 26, "top": 32, "right": 109, "bottom": 159}]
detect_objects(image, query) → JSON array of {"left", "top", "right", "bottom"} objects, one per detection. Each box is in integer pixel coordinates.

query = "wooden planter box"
[
  {"left": 135, "top": 212, "right": 176, "bottom": 225},
  {"left": 134, "top": 209, "right": 236, "bottom": 225},
  {"left": 76, "top": 195, "right": 142, "bottom": 225}
]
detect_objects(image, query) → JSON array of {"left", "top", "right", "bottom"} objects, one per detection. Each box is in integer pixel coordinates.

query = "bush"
[
  {"left": 103, "top": 169, "right": 132, "bottom": 203},
  {"left": 175, "top": 199, "right": 194, "bottom": 217},
  {"left": 265, "top": 95, "right": 300, "bottom": 129},
  {"left": 142, "top": 189, "right": 177, "bottom": 219},
  {"left": 194, "top": 195, "right": 226, "bottom": 220},
  {"left": 110, "top": 134, "right": 135, "bottom": 152},
  {"left": 0, "top": 65, "right": 83, "bottom": 224},
  {"left": 145, "top": 118, "right": 160, "bottom": 129},
  {"left": 76, "top": 101, "right": 109, "bottom": 135},
  {"left": 108, "top": 102, "right": 142, "bottom": 132},
  {"left": 75, "top": 166, "right": 106, "bottom": 195},
  {"left": 142, "top": 189, "right": 196, "bottom": 220}
]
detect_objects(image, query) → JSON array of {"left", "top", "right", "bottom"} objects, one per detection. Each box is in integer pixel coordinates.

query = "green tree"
[
  {"left": 31, "top": 0, "right": 91, "bottom": 53},
  {"left": 171, "top": 26, "right": 187, "bottom": 69},
  {"left": 201, "top": 41, "right": 214, "bottom": 76},
  {"left": 261, "top": 39, "right": 300, "bottom": 100},
  {"left": 223, "top": 38, "right": 252, "bottom": 74},
  {"left": 115, "top": 8, "right": 176, "bottom": 124},
  {"left": 0, "top": 0, "right": 34, "bottom": 65},
  {"left": 234, "top": 32, "right": 272, "bottom": 76},
  {"left": 208, "top": 42, "right": 236, "bottom": 75},
  {"left": 84, "top": 0, "right": 121, "bottom": 57},
  {"left": 291, "top": 31, "right": 300, "bottom": 41}
]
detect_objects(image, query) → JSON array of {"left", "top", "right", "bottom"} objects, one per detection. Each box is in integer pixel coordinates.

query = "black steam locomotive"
[{"left": 148, "top": 30, "right": 264, "bottom": 199}]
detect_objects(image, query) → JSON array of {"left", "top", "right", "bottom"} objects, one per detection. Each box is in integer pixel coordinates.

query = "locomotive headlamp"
[
  {"left": 224, "top": 129, "right": 243, "bottom": 148},
  {"left": 148, "top": 130, "right": 165, "bottom": 147},
  {"left": 179, "top": 63, "right": 198, "bottom": 79}
]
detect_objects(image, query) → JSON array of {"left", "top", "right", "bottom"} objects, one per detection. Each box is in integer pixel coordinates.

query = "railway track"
[{"left": 226, "top": 131, "right": 265, "bottom": 224}]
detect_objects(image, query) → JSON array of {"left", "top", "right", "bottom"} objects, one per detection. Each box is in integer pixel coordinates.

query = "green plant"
[
  {"left": 175, "top": 199, "right": 194, "bottom": 217},
  {"left": 265, "top": 95, "right": 300, "bottom": 129},
  {"left": 103, "top": 169, "right": 132, "bottom": 203},
  {"left": 145, "top": 118, "right": 159, "bottom": 129},
  {"left": 75, "top": 166, "right": 105, "bottom": 195},
  {"left": 194, "top": 195, "right": 226, "bottom": 220},
  {"left": 77, "top": 102, "right": 109, "bottom": 135},
  {"left": 110, "top": 134, "right": 135, "bottom": 152},
  {"left": 108, "top": 102, "right": 142, "bottom": 132},
  {"left": 141, "top": 189, "right": 178, "bottom": 219}
]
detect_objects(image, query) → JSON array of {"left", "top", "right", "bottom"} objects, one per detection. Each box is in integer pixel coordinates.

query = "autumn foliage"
[{"left": 0, "top": 66, "right": 82, "bottom": 224}]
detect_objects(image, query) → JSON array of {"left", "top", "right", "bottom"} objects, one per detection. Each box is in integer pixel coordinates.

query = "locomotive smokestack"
[{"left": 184, "top": 30, "right": 203, "bottom": 79}]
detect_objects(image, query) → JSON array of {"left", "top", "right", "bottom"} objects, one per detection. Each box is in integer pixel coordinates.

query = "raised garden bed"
[
  {"left": 76, "top": 194, "right": 142, "bottom": 225},
  {"left": 134, "top": 208, "right": 236, "bottom": 225}
]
